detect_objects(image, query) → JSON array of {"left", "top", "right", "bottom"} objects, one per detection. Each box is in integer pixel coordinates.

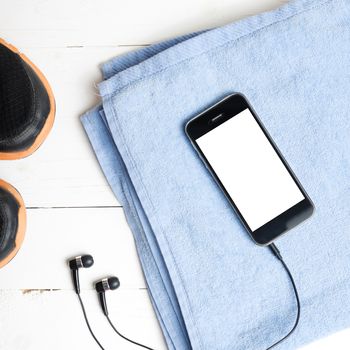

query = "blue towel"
[{"left": 81, "top": 0, "right": 350, "bottom": 349}]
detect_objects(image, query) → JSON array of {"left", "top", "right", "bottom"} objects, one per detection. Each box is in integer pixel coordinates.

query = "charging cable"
[{"left": 266, "top": 243, "right": 301, "bottom": 349}]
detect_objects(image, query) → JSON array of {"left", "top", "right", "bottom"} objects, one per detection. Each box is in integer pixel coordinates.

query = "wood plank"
[
  {"left": 0, "top": 0, "right": 285, "bottom": 207},
  {"left": 0, "top": 290, "right": 166, "bottom": 350},
  {"left": 0, "top": 47, "right": 131, "bottom": 207},
  {"left": 1, "top": 0, "right": 349, "bottom": 348},
  {"left": 301, "top": 329, "right": 350, "bottom": 350},
  {"left": 1, "top": 288, "right": 350, "bottom": 350},
  {"left": 0, "top": 0, "right": 286, "bottom": 47},
  {"left": 0, "top": 208, "right": 147, "bottom": 290}
]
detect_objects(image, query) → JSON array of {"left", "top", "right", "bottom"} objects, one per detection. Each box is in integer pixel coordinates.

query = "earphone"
[
  {"left": 69, "top": 254, "right": 94, "bottom": 294},
  {"left": 69, "top": 246, "right": 299, "bottom": 350},
  {"left": 68, "top": 254, "right": 155, "bottom": 350},
  {"left": 95, "top": 276, "right": 120, "bottom": 316}
]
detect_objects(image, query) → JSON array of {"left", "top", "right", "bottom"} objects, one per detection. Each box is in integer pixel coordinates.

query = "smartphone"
[{"left": 185, "top": 93, "right": 314, "bottom": 245}]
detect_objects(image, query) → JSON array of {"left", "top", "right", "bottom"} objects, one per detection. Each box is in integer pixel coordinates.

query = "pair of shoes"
[{"left": 0, "top": 39, "right": 55, "bottom": 268}]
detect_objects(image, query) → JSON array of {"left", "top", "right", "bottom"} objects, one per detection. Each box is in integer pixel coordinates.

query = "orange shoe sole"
[
  {"left": 0, "top": 38, "right": 55, "bottom": 160},
  {"left": 0, "top": 179, "right": 26, "bottom": 269}
]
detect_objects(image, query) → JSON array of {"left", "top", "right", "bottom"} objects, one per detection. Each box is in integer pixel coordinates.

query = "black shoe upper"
[
  {"left": 0, "top": 186, "right": 19, "bottom": 261},
  {"left": 0, "top": 43, "right": 50, "bottom": 152}
]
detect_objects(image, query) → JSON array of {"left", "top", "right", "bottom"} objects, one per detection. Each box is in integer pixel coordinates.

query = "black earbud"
[
  {"left": 68, "top": 255, "right": 94, "bottom": 294},
  {"left": 68, "top": 258, "right": 154, "bottom": 350},
  {"left": 95, "top": 276, "right": 120, "bottom": 316}
]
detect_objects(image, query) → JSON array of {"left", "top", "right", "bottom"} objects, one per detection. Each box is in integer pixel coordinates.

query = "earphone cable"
[
  {"left": 105, "top": 314, "right": 155, "bottom": 350},
  {"left": 266, "top": 243, "right": 301, "bottom": 350},
  {"left": 77, "top": 294, "right": 106, "bottom": 350}
]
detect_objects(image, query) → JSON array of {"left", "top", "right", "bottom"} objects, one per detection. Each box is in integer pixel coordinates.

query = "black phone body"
[{"left": 185, "top": 93, "right": 314, "bottom": 246}]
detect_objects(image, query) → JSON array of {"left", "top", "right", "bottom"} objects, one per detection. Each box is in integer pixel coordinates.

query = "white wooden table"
[{"left": 0, "top": 1, "right": 348, "bottom": 349}]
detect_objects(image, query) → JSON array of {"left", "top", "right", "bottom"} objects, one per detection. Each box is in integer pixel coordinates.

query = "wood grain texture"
[
  {"left": 0, "top": 47, "right": 129, "bottom": 207},
  {"left": 0, "top": 290, "right": 165, "bottom": 350},
  {"left": 0, "top": 208, "right": 146, "bottom": 290},
  {"left": 0, "top": 0, "right": 347, "bottom": 348},
  {"left": 0, "top": 0, "right": 287, "bottom": 47}
]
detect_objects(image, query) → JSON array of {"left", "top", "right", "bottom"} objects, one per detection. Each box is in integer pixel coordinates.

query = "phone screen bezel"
[{"left": 185, "top": 93, "right": 314, "bottom": 246}]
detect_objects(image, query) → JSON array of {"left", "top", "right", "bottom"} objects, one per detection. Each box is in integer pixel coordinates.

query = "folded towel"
[{"left": 81, "top": 1, "right": 350, "bottom": 349}]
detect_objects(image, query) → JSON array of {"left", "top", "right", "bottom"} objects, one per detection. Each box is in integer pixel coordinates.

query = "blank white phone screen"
[{"left": 196, "top": 108, "right": 304, "bottom": 231}]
